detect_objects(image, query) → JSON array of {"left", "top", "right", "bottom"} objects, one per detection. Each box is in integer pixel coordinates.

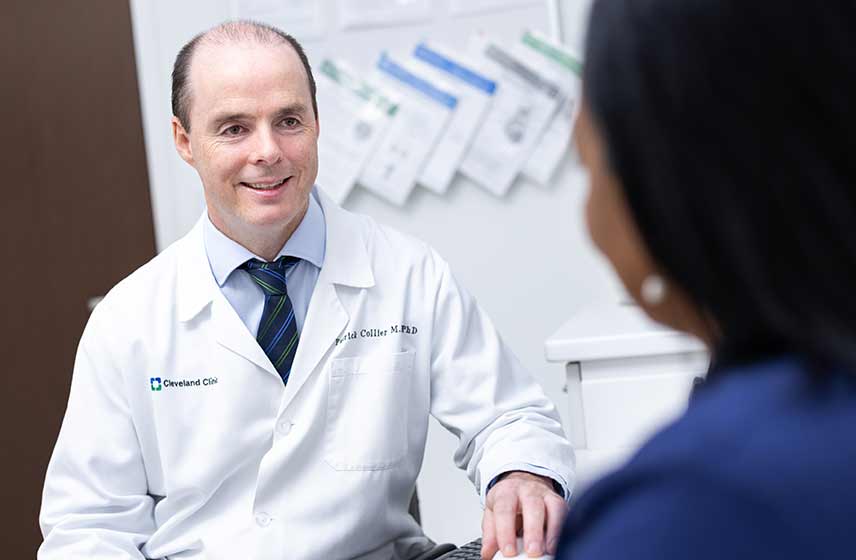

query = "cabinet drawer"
[
  {"left": 582, "top": 371, "right": 696, "bottom": 449},
  {"left": 570, "top": 352, "right": 708, "bottom": 450}
]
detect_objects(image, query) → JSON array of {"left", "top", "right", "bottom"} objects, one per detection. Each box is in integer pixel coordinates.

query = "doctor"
[{"left": 39, "top": 21, "right": 573, "bottom": 560}]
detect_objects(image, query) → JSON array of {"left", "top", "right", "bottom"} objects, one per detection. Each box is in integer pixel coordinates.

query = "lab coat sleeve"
[
  {"left": 426, "top": 253, "right": 575, "bottom": 506},
  {"left": 39, "top": 303, "right": 155, "bottom": 559}
]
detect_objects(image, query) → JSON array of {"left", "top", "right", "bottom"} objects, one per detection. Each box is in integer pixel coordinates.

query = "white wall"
[{"left": 130, "top": 0, "right": 620, "bottom": 546}]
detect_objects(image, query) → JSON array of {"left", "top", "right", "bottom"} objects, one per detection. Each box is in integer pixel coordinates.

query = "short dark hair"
[
  {"left": 171, "top": 20, "right": 318, "bottom": 131},
  {"left": 584, "top": 0, "right": 856, "bottom": 369}
]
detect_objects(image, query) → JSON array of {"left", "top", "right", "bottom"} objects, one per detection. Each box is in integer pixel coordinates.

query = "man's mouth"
[{"left": 240, "top": 177, "right": 290, "bottom": 190}]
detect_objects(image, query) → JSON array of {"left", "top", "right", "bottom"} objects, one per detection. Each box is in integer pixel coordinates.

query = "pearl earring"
[{"left": 640, "top": 274, "right": 666, "bottom": 305}]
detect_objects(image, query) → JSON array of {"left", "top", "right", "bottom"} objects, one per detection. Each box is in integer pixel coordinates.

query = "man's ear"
[{"left": 172, "top": 116, "right": 194, "bottom": 166}]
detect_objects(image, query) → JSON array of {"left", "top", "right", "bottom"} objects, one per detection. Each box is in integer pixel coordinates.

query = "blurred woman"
[{"left": 558, "top": 0, "right": 856, "bottom": 558}]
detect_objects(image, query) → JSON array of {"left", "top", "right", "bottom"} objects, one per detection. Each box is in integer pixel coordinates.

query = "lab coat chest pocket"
[{"left": 325, "top": 349, "right": 414, "bottom": 470}]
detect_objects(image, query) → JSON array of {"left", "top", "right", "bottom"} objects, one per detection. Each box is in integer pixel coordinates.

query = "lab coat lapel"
[
  {"left": 211, "top": 297, "right": 280, "bottom": 378},
  {"left": 176, "top": 216, "right": 281, "bottom": 380},
  {"left": 280, "top": 276, "right": 348, "bottom": 405},
  {"left": 279, "top": 189, "right": 375, "bottom": 407}
]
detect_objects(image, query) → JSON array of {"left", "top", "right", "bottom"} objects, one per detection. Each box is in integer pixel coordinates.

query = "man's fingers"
[
  {"left": 520, "top": 495, "right": 545, "bottom": 557},
  {"left": 492, "top": 495, "right": 520, "bottom": 557},
  {"left": 544, "top": 492, "right": 568, "bottom": 554},
  {"left": 481, "top": 508, "right": 498, "bottom": 560},
  {"left": 483, "top": 474, "right": 567, "bottom": 558}
]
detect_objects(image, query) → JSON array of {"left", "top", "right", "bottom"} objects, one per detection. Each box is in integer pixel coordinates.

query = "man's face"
[{"left": 172, "top": 40, "right": 319, "bottom": 247}]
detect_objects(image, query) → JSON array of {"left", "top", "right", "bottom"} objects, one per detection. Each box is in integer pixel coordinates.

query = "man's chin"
[{"left": 244, "top": 206, "right": 307, "bottom": 232}]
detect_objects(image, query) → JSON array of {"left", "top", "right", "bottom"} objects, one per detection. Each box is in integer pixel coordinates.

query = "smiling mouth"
[{"left": 240, "top": 177, "right": 290, "bottom": 190}]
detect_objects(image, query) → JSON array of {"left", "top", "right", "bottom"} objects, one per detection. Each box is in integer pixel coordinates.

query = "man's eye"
[
  {"left": 282, "top": 117, "right": 299, "bottom": 127},
  {"left": 223, "top": 125, "right": 244, "bottom": 136}
]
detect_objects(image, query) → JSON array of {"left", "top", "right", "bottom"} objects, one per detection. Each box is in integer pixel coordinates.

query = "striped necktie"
[{"left": 241, "top": 256, "right": 301, "bottom": 385}]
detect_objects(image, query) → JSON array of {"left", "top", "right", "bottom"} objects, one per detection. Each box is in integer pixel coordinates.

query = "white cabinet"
[{"left": 545, "top": 304, "right": 709, "bottom": 495}]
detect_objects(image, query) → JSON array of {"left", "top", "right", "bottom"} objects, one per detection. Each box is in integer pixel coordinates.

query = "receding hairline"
[
  {"left": 187, "top": 21, "right": 303, "bottom": 95},
  {"left": 174, "top": 20, "right": 316, "bottom": 130},
  {"left": 195, "top": 20, "right": 293, "bottom": 50},
  {"left": 189, "top": 33, "right": 304, "bottom": 84}
]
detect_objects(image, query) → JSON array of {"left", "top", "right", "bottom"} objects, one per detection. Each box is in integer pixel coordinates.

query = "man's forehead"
[
  {"left": 190, "top": 39, "right": 300, "bottom": 82},
  {"left": 187, "top": 39, "right": 309, "bottom": 116}
]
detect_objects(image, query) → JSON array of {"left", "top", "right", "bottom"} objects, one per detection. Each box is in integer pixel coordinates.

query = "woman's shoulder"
[
  {"left": 636, "top": 354, "right": 856, "bottom": 469},
  {"left": 559, "top": 355, "right": 856, "bottom": 559}
]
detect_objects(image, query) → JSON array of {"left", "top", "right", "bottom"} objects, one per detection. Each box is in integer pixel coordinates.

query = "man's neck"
[{"left": 210, "top": 205, "right": 308, "bottom": 262}]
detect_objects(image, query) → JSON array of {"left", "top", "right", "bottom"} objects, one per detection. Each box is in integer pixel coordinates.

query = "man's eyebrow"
[
  {"left": 209, "top": 112, "right": 252, "bottom": 129},
  {"left": 272, "top": 103, "right": 310, "bottom": 118},
  {"left": 208, "top": 104, "right": 310, "bottom": 129}
]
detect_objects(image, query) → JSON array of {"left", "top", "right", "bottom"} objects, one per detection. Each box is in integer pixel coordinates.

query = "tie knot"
[{"left": 241, "top": 256, "right": 299, "bottom": 296}]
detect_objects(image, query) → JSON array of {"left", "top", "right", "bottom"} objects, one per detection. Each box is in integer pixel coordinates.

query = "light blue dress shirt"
[{"left": 202, "top": 190, "right": 326, "bottom": 336}]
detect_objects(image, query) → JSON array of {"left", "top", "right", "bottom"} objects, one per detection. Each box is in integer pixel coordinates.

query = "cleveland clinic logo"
[{"left": 149, "top": 376, "right": 218, "bottom": 392}]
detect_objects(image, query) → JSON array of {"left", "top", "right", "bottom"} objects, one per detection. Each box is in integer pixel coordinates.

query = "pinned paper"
[
  {"left": 410, "top": 42, "right": 497, "bottom": 194},
  {"left": 315, "top": 59, "right": 398, "bottom": 204},
  {"left": 460, "top": 37, "right": 563, "bottom": 196},
  {"left": 358, "top": 52, "right": 457, "bottom": 206},
  {"left": 450, "top": 0, "right": 541, "bottom": 16},
  {"left": 514, "top": 30, "right": 582, "bottom": 185},
  {"left": 338, "top": 0, "right": 433, "bottom": 29}
]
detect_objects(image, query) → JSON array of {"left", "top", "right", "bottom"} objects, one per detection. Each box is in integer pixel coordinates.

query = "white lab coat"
[{"left": 40, "top": 190, "right": 574, "bottom": 560}]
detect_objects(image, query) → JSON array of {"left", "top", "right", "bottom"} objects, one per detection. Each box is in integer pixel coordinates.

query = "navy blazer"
[{"left": 557, "top": 354, "right": 856, "bottom": 559}]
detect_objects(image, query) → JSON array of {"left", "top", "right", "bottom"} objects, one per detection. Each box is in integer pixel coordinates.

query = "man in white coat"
[{"left": 39, "top": 21, "right": 574, "bottom": 560}]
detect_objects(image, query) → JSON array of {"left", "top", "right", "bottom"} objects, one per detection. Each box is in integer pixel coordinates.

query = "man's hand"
[{"left": 481, "top": 471, "right": 568, "bottom": 559}]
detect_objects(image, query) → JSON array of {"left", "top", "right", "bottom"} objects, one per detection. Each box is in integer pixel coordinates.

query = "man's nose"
[{"left": 249, "top": 128, "right": 283, "bottom": 166}]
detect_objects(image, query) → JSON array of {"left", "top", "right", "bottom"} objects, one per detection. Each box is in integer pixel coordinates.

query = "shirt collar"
[{"left": 203, "top": 190, "right": 326, "bottom": 287}]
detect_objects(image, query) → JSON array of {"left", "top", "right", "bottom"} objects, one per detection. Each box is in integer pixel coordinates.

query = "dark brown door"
[{"left": 0, "top": 1, "right": 156, "bottom": 556}]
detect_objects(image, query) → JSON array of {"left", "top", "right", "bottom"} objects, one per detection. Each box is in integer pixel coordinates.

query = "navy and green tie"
[{"left": 241, "top": 256, "right": 301, "bottom": 385}]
